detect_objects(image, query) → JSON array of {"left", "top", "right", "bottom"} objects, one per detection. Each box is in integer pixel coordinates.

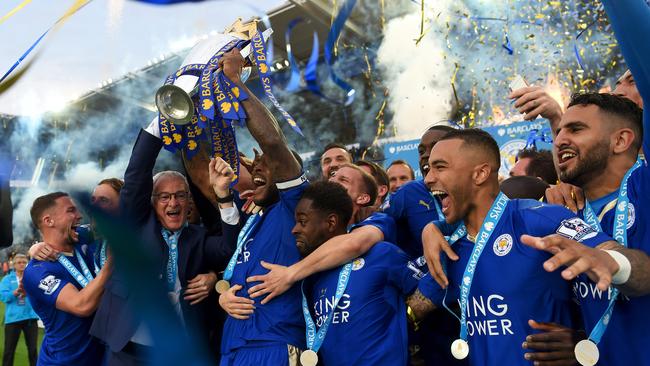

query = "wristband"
[
  {"left": 603, "top": 249, "right": 631, "bottom": 285},
  {"left": 216, "top": 191, "right": 234, "bottom": 204}
]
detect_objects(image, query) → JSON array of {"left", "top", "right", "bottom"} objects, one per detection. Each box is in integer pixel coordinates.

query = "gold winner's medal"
[
  {"left": 451, "top": 339, "right": 469, "bottom": 360},
  {"left": 300, "top": 349, "right": 318, "bottom": 366},
  {"left": 215, "top": 280, "right": 230, "bottom": 294},
  {"left": 575, "top": 339, "right": 599, "bottom": 366}
]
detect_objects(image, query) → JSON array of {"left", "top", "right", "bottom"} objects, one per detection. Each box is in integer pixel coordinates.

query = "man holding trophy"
[{"left": 150, "top": 18, "right": 308, "bottom": 365}]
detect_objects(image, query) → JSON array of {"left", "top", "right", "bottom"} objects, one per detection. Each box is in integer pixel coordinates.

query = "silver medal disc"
[
  {"left": 300, "top": 349, "right": 318, "bottom": 366},
  {"left": 451, "top": 339, "right": 469, "bottom": 360},
  {"left": 575, "top": 339, "right": 599, "bottom": 366}
]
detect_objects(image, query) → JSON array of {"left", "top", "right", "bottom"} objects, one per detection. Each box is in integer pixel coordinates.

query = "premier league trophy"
[{"left": 153, "top": 19, "right": 272, "bottom": 206}]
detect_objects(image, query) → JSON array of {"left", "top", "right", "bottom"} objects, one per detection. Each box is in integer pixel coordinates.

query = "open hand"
[{"left": 218, "top": 284, "right": 256, "bottom": 320}]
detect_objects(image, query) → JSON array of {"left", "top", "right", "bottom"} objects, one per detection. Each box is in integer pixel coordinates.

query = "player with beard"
[
  {"left": 216, "top": 49, "right": 308, "bottom": 365},
  {"left": 294, "top": 181, "right": 418, "bottom": 366},
  {"left": 522, "top": 2, "right": 650, "bottom": 364},
  {"left": 23, "top": 192, "right": 112, "bottom": 365},
  {"left": 410, "top": 128, "right": 616, "bottom": 365}
]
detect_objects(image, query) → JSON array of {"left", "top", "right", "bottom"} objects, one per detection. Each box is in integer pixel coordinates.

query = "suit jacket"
[{"left": 90, "top": 130, "right": 238, "bottom": 353}]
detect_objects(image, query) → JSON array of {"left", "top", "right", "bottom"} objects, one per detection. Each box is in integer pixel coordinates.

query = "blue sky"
[{"left": 0, "top": 0, "right": 284, "bottom": 116}]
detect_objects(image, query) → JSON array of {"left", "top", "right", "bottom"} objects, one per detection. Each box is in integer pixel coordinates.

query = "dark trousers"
[{"left": 2, "top": 319, "right": 38, "bottom": 366}]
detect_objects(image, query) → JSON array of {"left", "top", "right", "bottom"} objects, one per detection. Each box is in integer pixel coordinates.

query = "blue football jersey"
[
  {"left": 221, "top": 179, "right": 308, "bottom": 355},
  {"left": 573, "top": 162, "right": 650, "bottom": 366},
  {"left": 22, "top": 252, "right": 104, "bottom": 366},
  {"left": 419, "top": 200, "right": 612, "bottom": 366},
  {"left": 304, "top": 242, "right": 419, "bottom": 366},
  {"left": 349, "top": 211, "right": 397, "bottom": 244},
  {"left": 382, "top": 179, "right": 443, "bottom": 258}
]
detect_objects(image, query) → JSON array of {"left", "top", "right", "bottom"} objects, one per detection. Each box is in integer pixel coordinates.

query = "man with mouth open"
[
  {"left": 23, "top": 192, "right": 112, "bottom": 365},
  {"left": 411, "top": 128, "right": 618, "bottom": 365},
  {"left": 215, "top": 49, "right": 309, "bottom": 366}
]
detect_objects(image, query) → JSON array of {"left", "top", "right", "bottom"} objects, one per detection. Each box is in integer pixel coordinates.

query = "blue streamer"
[
  {"left": 0, "top": 1, "right": 93, "bottom": 85},
  {"left": 0, "top": 30, "right": 49, "bottom": 84},
  {"left": 284, "top": 18, "right": 304, "bottom": 93},
  {"left": 323, "top": 0, "right": 357, "bottom": 106},
  {"left": 502, "top": 34, "right": 514, "bottom": 55}
]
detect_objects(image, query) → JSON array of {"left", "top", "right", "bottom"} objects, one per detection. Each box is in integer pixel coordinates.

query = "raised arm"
[
  {"left": 120, "top": 128, "right": 162, "bottom": 225},
  {"left": 219, "top": 49, "right": 301, "bottom": 181},
  {"left": 600, "top": 0, "right": 650, "bottom": 146}
]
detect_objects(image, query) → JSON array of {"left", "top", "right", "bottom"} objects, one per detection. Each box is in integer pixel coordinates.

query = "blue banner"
[{"left": 382, "top": 120, "right": 553, "bottom": 178}]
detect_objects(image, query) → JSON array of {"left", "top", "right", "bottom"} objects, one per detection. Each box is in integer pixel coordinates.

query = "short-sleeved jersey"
[
  {"left": 381, "top": 179, "right": 443, "bottom": 258},
  {"left": 23, "top": 251, "right": 104, "bottom": 366},
  {"left": 305, "top": 242, "right": 419, "bottom": 366},
  {"left": 573, "top": 161, "right": 650, "bottom": 366},
  {"left": 418, "top": 200, "right": 612, "bottom": 366},
  {"left": 221, "top": 179, "right": 308, "bottom": 354},
  {"left": 349, "top": 211, "right": 397, "bottom": 244}
]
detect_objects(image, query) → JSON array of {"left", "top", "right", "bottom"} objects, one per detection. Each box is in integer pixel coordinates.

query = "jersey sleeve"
[
  {"left": 600, "top": 0, "right": 650, "bottom": 153},
  {"left": 415, "top": 273, "right": 446, "bottom": 306},
  {"left": 0, "top": 276, "right": 15, "bottom": 303},
  {"left": 374, "top": 242, "right": 419, "bottom": 296},
  {"left": 277, "top": 174, "right": 309, "bottom": 213},
  {"left": 519, "top": 202, "right": 613, "bottom": 248},
  {"left": 381, "top": 189, "right": 406, "bottom": 219},
  {"left": 350, "top": 213, "right": 397, "bottom": 244},
  {"left": 22, "top": 264, "right": 69, "bottom": 307}
]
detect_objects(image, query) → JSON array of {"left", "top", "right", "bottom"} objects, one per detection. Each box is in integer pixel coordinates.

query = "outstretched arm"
[
  {"left": 604, "top": 244, "right": 650, "bottom": 297},
  {"left": 521, "top": 234, "right": 650, "bottom": 296},
  {"left": 246, "top": 225, "right": 385, "bottom": 304},
  {"left": 219, "top": 49, "right": 300, "bottom": 181}
]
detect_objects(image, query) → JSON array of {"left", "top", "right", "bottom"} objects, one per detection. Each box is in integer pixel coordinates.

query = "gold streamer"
[
  {"left": 414, "top": 0, "right": 428, "bottom": 45},
  {"left": 0, "top": 0, "right": 32, "bottom": 26}
]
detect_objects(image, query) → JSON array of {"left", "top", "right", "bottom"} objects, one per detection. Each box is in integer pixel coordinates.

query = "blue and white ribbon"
[
  {"left": 301, "top": 262, "right": 353, "bottom": 353},
  {"left": 161, "top": 229, "right": 181, "bottom": 292},
  {"left": 58, "top": 250, "right": 94, "bottom": 288},
  {"left": 581, "top": 159, "right": 640, "bottom": 345},
  {"left": 223, "top": 213, "right": 261, "bottom": 281}
]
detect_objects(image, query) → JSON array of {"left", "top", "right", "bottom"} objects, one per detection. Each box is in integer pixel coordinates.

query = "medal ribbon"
[
  {"left": 161, "top": 229, "right": 181, "bottom": 292},
  {"left": 94, "top": 239, "right": 107, "bottom": 274},
  {"left": 301, "top": 262, "right": 353, "bottom": 353},
  {"left": 222, "top": 213, "right": 261, "bottom": 282},
  {"left": 444, "top": 192, "right": 510, "bottom": 341},
  {"left": 57, "top": 250, "right": 94, "bottom": 288},
  {"left": 581, "top": 159, "right": 640, "bottom": 345}
]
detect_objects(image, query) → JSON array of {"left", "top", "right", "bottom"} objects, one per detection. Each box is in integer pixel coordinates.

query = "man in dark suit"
[{"left": 89, "top": 121, "right": 241, "bottom": 366}]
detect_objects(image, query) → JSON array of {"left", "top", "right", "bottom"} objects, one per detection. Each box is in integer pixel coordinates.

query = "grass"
[{"left": 0, "top": 292, "right": 45, "bottom": 366}]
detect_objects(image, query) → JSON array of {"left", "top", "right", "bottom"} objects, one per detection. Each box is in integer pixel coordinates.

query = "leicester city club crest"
[
  {"left": 351, "top": 258, "right": 365, "bottom": 271},
  {"left": 493, "top": 234, "right": 513, "bottom": 256}
]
